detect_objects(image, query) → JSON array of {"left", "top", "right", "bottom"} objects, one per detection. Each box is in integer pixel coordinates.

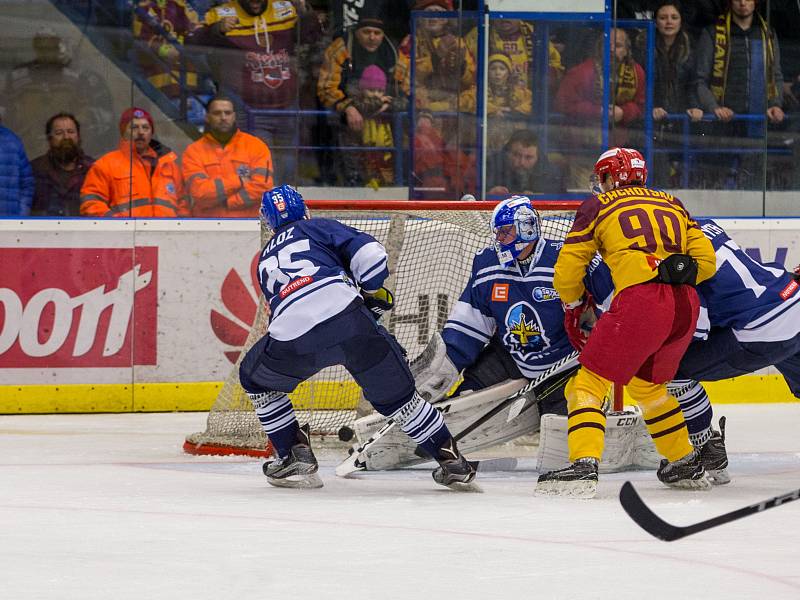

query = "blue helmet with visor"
[{"left": 491, "top": 195, "right": 541, "bottom": 265}]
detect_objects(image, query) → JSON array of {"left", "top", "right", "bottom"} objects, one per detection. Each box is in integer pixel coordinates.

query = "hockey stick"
[
  {"left": 619, "top": 481, "right": 800, "bottom": 541},
  {"left": 335, "top": 351, "right": 579, "bottom": 477},
  {"left": 453, "top": 351, "right": 580, "bottom": 444},
  {"left": 335, "top": 418, "right": 397, "bottom": 477}
]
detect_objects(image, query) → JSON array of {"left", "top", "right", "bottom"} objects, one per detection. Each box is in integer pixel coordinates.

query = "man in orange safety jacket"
[
  {"left": 80, "top": 107, "right": 187, "bottom": 217},
  {"left": 182, "top": 96, "right": 274, "bottom": 217}
]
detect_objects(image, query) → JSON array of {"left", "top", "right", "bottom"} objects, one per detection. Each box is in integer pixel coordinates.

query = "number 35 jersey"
[
  {"left": 554, "top": 187, "right": 717, "bottom": 304},
  {"left": 256, "top": 218, "right": 388, "bottom": 340},
  {"left": 695, "top": 219, "right": 800, "bottom": 343}
]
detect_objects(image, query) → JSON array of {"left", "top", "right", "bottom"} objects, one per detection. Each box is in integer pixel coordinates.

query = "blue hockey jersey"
[
  {"left": 257, "top": 218, "right": 388, "bottom": 340},
  {"left": 442, "top": 238, "right": 614, "bottom": 378},
  {"left": 696, "top": 219, "right": 800, "bottom": 343}
]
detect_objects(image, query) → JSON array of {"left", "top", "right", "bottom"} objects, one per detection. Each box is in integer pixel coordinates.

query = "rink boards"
[{"left": 0, "top": 218, "right": 798, "bottom": 413}]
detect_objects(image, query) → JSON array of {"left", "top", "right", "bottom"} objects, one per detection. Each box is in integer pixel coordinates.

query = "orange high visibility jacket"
[
  {"left": 181, "top": 129, "right": 274, "bottom": 217},
  {"left": 80, "top": 140, "right": 187, "bottom": 217}
]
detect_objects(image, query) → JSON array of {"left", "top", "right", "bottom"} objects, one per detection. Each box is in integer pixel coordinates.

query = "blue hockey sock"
[
  {"left": 669, "top": 379, "right": 713, "bottom": 446},
  {"left": 248, "top": 391, "right": 298, "bottom": 458},
  {"left": 391, "top": 392, "right": 451, "bottom": 457}
]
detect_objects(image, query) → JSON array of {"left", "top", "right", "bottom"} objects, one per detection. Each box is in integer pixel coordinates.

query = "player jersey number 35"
[{"left": 257, "top": 227, "right": 319, "bottom": 294}]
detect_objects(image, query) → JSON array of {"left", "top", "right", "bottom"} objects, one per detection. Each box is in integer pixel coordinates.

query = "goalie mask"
[
  {"left": 590, "top": 147, "right": 648, "bottom": 194},
  {"left": 260, "top": 184, "right": 309, "bottom": 231},
  {"left": 491, "top": 196, "right": 541, "bottom": 266}
]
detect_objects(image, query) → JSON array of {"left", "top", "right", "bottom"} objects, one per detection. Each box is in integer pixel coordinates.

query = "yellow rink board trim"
[
  {"left": 0, "top": 374, "right": 796, "bottom": 414},
  {"left": 0, "top": 380, "right": 362, "bottom": 414}
]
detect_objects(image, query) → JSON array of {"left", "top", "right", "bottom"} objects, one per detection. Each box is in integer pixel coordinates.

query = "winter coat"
[
  {"left": 182, "top": 129, "right": 274, "bottom": 217},
  {"left": 30, "top": 151, "right": 95, "bottom": 216},
  {"left": 80, "top": 139, "right": 187, "bottom": 217},
  {"left": 0, "top": 126, "right": 34, "bottom": 216}
]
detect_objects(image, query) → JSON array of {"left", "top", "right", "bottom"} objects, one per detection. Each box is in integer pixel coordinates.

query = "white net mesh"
[{"left": 184, "top": 201, "right": 579, "bottom": 456}]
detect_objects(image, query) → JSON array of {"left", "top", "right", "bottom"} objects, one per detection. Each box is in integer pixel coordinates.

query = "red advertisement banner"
[{"left": 0, "top": 247, "right": 158, "bottom": 367}]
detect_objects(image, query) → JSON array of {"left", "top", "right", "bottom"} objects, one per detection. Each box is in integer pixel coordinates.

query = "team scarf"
[
  {"left": 594, "top": 60, "right": 639, "bottom": 105},
  {"left": 711, "top": 12, "right": 778, "bottom": 105}
]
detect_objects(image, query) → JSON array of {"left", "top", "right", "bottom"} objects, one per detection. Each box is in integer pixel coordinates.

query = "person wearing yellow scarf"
[{"left": 696, "top": 0, "right": 784, "bottom": 125}]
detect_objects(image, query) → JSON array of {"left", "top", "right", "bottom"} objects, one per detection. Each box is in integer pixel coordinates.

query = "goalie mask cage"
[{"left": 183, "top": 199, "right": 581, "bottom": 457}]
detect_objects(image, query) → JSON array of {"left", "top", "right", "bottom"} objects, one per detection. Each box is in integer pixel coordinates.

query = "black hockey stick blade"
[{"left": 619, "top": 481, "right": 800, "bottom": 541}]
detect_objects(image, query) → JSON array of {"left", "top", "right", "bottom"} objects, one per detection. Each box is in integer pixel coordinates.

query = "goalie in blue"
[
  {"left": 238, "top": 185, "right": 478, "bottom": 490},
  {"left": 433, "top": 195, "right": 613, "bottom": 411}
]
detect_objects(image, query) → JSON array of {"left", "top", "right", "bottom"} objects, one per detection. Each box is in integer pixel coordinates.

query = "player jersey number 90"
[
  {"left": 617, "top": 207, "right": 683, "bottom": 253},
  {"left": 258, "top": 239, "right": 320, "bottom": 294}
]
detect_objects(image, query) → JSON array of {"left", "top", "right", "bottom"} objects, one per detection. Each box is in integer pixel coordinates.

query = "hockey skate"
[
  {"left": 656, "top": 449, "right": 711, "bottom": 490},
  {"left": 700, "top": 417, "right": 730, "bottom": 485},
  {"left": 263, "top": 424, "right": 323, "bottom": 489},
  {"left": 535, "top": 457, "right": 599, "bottom": 499},
  {"left": 432, "top": 438, "right": 481, "bottom": 492}
]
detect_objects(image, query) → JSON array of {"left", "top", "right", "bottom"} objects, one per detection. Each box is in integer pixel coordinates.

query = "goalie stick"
[
  {"left": 335, "top": 350, "right": 579, "bottom": 477},
  {"left": 452, "top": 352, "right": 580, "bottom": 445},
  {"left": 619, "top": 481, "right": 800, "bottom": 541}
]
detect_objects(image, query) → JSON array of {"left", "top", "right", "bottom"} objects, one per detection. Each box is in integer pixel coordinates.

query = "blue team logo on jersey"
[
  {"left": 503, "top": 302, "right": 550, "bottom": 357},
  {"left": 532, "top": 287, "right": 559, "bottom": 302}
]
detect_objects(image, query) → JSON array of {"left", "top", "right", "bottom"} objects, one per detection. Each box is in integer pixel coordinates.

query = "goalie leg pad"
[
  {"left": 247, "top": 391, "right": 297, "bottom": 458},
  {"left": 353, "top": 379, "right": 534, "bottom": 471},
  {"left": 537, "top": 405, "right": 660, "bottom": 474}
]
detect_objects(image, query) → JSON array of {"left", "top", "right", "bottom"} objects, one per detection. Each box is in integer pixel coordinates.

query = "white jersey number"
[
  {"left": 716, "top": 241, "right": 784, "bottom": 299},
  {"left": 259, "top": 240, "right": 319, "bottom": 294}
]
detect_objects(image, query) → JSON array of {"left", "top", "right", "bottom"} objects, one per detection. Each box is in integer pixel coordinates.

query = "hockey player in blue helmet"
[
  {"left": 240, "top": 184, "right": 480, "bottom": 490},
  {"left": 491, "top": 195, "right": 542, "bottom": 266},
  {"left": 259, "top": 183, "right": 309, "bottom": 230}
]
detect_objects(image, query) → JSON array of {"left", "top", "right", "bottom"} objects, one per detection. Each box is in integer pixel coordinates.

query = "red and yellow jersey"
[{"left": 554, "top": 186, "right": 716, "bottom": 304}]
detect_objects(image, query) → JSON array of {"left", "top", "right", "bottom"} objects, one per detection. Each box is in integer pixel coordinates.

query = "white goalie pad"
[
  {"left": 352, "top": 379, "right": 536, "bottom": 471},
  {"left": 535, "top": 406, "right": 662, "bottom": 474},
  {"left": 408, "top": 332, "right": 461, "bottom": 403}
]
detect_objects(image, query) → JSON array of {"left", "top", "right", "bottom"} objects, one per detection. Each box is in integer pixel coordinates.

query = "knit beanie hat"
[
  {"left": 488, "top": 53, "right": 513, "bottom": 71},
  {"left": 359, "top": 65, "right": 388, "bottom": 91},
  {"left": 119, "top": 107, "right": 154, "bottom": 135},
  {"left": 356, "top": 4, "right": 385, "bottom": 30}
]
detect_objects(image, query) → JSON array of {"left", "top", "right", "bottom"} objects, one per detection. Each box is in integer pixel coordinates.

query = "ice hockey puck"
[{"left": 338, "top": 426, "right": 355, "bottom": 442}]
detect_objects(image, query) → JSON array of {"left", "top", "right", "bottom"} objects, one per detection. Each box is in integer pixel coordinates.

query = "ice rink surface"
[{"left": 1, "top": 404, "right": 799, "bottom": 600}]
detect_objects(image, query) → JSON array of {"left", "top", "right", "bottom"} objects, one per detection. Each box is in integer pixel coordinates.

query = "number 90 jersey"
[
  {"left": 256, "top": 218, "right": 388, "bottom": 341},
  {"left": 554, "top": 186, "right": 717, "bottom": 304}
]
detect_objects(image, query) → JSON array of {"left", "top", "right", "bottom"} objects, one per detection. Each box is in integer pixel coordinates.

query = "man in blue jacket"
[{"left": 0, "top": 119, "right": 34, "bottom": 216}]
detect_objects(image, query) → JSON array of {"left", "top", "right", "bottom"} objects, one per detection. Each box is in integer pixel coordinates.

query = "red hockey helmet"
[{"left": 590, "top": 147, "right": 648, "bottom": 194}]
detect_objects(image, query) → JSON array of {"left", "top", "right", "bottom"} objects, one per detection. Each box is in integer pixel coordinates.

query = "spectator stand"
[
  {"left": 408, "top": 9, "right": 482, "bottom": 200},
  {"left": 46, "top": 3, "right": 796, "bottom": 197},
  {"left": 51, "top": 0, "right": 210, "bottom": 136},
  {"left": 244, "top": 108, "right": 410, "bottom": 187}
]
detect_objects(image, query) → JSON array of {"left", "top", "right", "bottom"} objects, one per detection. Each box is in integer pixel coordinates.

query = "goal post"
[{"left": 183, "top": 199, "right": 582, "bottom": 457}]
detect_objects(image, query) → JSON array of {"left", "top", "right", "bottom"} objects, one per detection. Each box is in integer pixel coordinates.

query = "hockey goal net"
[{"left": 183, "top": 199, "right": 581, "bottom": 457}]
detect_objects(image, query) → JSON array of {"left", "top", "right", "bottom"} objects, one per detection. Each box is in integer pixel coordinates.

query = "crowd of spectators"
[{"left": 2, "top": 0, "right": 800, "bottom": 215}]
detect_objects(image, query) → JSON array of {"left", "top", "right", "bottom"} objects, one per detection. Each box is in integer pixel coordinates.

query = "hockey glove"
[
  {"left": 563, "top": 293, "right": 596, "bottom": 351},
  {"left": 362, "top": 287, "right": 394, "bottom": 321}
]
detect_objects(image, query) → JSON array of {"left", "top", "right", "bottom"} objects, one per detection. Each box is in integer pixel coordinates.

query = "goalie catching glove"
[
  {"left": 563, "top": 293, "right": 597, "bottom": 351},
  {"left": 362, "top": 287, "right": 394, "bottom": 321}
]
